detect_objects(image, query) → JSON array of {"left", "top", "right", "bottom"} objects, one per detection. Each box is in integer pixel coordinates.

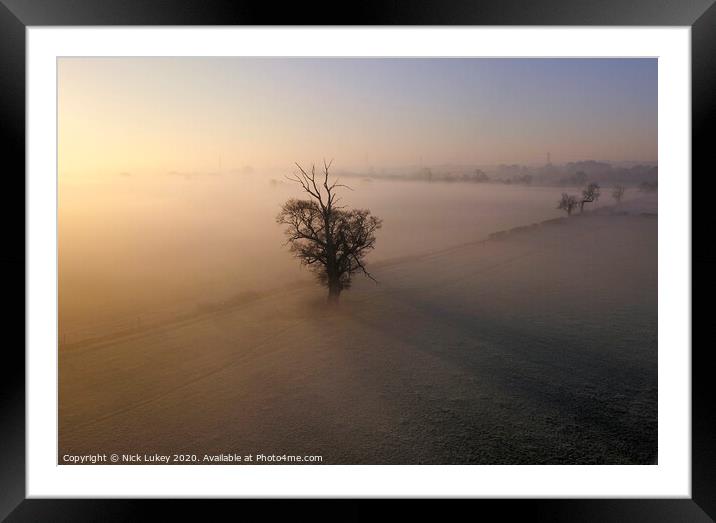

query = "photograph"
[{"left": 57, "top": 56, "right": 658, "bottom": 466}]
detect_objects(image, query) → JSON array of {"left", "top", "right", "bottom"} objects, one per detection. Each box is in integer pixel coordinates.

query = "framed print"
[{"left": 2, "top": 0, "right": 713, "bottom": 520}]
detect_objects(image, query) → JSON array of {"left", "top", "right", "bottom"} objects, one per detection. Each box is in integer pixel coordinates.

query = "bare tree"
[
  {"left": 580, "top": 182, "right": 601, "bottom": 213},
  {"left": 612, "top": 184, "right": 626, "bottom": 204},
  {"left": 277, "top": 161, "right": 382, "bottom": 304},
  {"left": 557, "top": 193, "right": 579, "bottom": 216}
]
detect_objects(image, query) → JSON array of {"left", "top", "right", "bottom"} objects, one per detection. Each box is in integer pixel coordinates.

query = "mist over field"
[{"left": 60, "top": 173, "right": 636, "bottom": 338}]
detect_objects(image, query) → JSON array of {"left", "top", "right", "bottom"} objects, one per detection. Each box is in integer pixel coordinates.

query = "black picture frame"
[{"left": 1, "top": 1, "right": 712, "bottom": 520}]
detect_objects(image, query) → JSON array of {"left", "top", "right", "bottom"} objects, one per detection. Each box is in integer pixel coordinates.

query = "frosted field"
[{"left": 59, "top": 194, "right": 657, "bottom": 464}]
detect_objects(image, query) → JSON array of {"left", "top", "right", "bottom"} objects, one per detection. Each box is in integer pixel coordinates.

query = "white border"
[{"left": 27, "top": 27, "right": 691, "bottom": 498}]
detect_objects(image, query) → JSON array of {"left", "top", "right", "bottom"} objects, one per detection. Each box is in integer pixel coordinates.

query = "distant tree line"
[
  {"left": 557, "top": 183, "right": 602, "bottom": 216},
  {"left": 337, "top": 160, "right": 657, "bottom": 188},
  {"left": 557, "top": 181, "right": 641, "bottom": 217}
]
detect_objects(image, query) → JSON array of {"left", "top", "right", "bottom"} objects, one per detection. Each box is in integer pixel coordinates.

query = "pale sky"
[{"left": 58, "top": 57, "right": 657, "bottom": 176}]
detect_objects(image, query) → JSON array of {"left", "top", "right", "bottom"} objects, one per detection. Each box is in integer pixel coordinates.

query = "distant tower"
[{"left": 547, "top": 152, "right": 551, "bottom": 165}]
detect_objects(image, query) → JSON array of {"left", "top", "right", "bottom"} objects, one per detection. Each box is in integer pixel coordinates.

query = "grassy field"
[{"left": 59, "top": 198, "right": 657, "bottom": 464}]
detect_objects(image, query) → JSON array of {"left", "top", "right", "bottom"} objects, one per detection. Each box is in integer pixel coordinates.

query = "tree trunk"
[
  {"left": 327, "top": 281, "right": 341, "bottom": 304},
  {"left": 325, "top": 257, "right": 341, "bottom": 305},
  {"left": 323, "top": 209, "right": 341, "bottom": 305}
]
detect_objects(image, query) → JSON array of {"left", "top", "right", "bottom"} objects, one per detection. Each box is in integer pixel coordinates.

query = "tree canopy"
[{"left": 277, "top": 161, "right": 382, "bottom": 303}]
